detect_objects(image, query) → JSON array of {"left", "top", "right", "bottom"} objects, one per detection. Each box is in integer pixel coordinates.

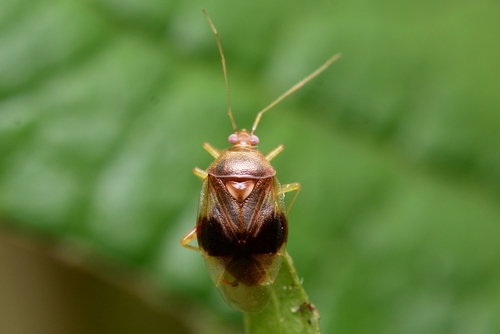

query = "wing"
[
  {"left": 243, "top": 176, "right": 288, "bottom": 257},
  {"left": 196, "top": 175, "right": 241, "bottom": 258},
  {"left": 196, "top": 175, "right": 288, "bottom": 312}
]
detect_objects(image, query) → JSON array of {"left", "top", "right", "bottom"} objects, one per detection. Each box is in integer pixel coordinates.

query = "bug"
[{"left": 180, "top": 10, "right": 340, "bottom": 313}]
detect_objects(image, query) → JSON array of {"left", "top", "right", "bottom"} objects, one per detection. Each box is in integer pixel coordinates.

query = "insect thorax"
[{"left": 207, "top": 147, "right": 275, "bottom": 179}]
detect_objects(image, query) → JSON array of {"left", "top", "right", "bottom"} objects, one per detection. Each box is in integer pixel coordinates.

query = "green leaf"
[
  {"left": 244, "top": 252, "right": 321, "bottom": 334},
  {"left": 1, "top": 0, "right": 500, "bottom": 333}
]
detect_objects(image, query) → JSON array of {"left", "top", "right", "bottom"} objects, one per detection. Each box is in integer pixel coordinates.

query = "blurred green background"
[{"left": 1, "top": 0, "right": 499, "bottom": 333}]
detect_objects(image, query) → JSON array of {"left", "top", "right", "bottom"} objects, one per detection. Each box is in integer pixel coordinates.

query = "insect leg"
[
  {"left": 203, "top": 142, "right": 222, "bottom": 158},
  {"left": 265, "top": 144, "right": 284, "bottom": 161},
  {"left": 180, "top": 227, "right": 199, "bottom": 251},
  {"left": 193, "top": 167, "right": 208, "bottom": 180},
  {"left": 281, "top": 182, "right": 301, "bottom": 214}
]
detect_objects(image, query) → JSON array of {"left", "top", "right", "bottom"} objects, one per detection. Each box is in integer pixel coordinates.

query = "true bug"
[{"left": 181, "top": 10, "right": 340, "bottom": 313}]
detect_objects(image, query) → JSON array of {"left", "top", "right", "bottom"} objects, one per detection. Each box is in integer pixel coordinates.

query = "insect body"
[{"left": 180, "top": 10, "right": 340, "bottom": 313}]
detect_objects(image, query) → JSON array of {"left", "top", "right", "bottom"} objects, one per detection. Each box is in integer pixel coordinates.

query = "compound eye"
[
  {"left": 250, "top": 135, "right": 259, "bottom": 145},
  {"left": 228, "top": 133, "right": 238, "bottom": 144}
]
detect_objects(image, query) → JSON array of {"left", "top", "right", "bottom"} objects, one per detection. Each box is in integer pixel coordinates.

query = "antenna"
[
  {"left": 251, "top": 53, "right": 341, "bottom": 134},
  {"left": 202, "top": 10, "right": 238, "bottom": 133}
]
